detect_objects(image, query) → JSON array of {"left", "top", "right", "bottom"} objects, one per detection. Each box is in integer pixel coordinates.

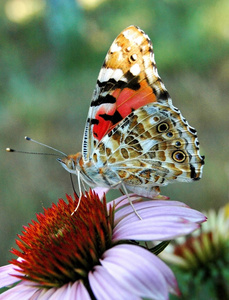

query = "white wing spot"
[
  {"left": 150, "top": 52, "right": 155, "bottom": 64},
  {"left": 153, "top": 66, "right": 159, "bottom": 77},
  {"left": 98, "top": 68, "right": 113, "bottom": 82},
  {"left": 131, "top": 54, "right": 137, "bottom": 61},
  {"left": 130, "top": 64, "right": 141, "bottom": 76},
  {"left": 143, "top": 55, "right": 150, "bottom": 68},
  {"left": 123, "top": 28, "right": 134, "bottom": 40},
  {"left": 135, "top": 36, "right": 144, "bottom": 46},
  {"left": 160, "top": 82, "right": 166, "bottom": 90},
  {"left": 141, "top": 45, "right": 147, "bottom": 52},
  {"left": 145, "top": 68, "right": 155, "bottom": 84},
  {"left": 112, "top": 68, "right": 126, "bottom": 81},
  {"left": 98, "top": 68, "right": 125, "bottom": 83},
  {"left": 110, "top": 42, "right": 122, "bottom": 54}
]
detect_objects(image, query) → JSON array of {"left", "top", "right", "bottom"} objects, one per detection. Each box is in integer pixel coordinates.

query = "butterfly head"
[{"left": 57, "top": 152, "right": 82, "bottom": 174}]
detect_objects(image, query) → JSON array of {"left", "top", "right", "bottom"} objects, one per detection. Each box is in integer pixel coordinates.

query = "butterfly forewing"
[{"left": 83, "top": 25, "right": 171, "bottom": 162}]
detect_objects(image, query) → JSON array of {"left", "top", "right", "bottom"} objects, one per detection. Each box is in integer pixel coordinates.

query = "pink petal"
[
  {"left": 101, "top": 244, "right": 179, "bottom": 298},
  {"left": 34, "top": 282, "right": 89, "bottom": 300},
  {"left": 0, "top": 281, "right": 91, "bottom": 300},
  {"left": 0, "top": 264, "right": 22, "bottom": 288},
  {"left": 107, "top": 194, "right": 140, "bottom": 210},
  {"left": 29, "top": 282, "right": 91, "bottom": 300},
  {"left": 72, "top": 281, "right": 91, "bottom": 300},
  {"left": 0, "top": 265, "right": 90, "bottom": 300},
  {"left": 0, "top": 281, "right": 39, "bottom": 299},
  {"left": 30, "top": 288, "right": 53, "bottom": 299},
  {"left": 92, "top": 187, "right": 109, "bottom": 199},
  {"left": 113, "top": 216, "right": 200, "bottom": 241},
  {"left": 89, "top": 265, "right": 140, "bottom": 300},
  {"left": 112, "top": 200, "right": 206, "bottom": 241},
  {"left": 109, "top": 194, "right": 188, "bottom": 210},
  {"left": 115, "top": 200, "right": 206, "bottom": 224},
  {"left": 39, "top": 285, "right": 69, "bottom": 300}
]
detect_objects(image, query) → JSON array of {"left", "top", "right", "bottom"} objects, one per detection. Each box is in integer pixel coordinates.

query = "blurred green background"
[{"left": 1, "top": 0, "right": 228, "bottom": 267}]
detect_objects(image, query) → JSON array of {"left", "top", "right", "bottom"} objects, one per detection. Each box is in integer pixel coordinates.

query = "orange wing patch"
[{"left": 92, "top": 80, "right": 157, "bottom": 140}]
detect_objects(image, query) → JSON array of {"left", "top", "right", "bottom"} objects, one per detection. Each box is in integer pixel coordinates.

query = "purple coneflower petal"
[
  {"left": 114, "top": 216, "right": 199, "bottom": 241},
  {"left": 0, "top": 281, "right": 92, "bottom": 300},
  {"left": 115, "top": 199, "right": 205, "bottom": 223},
  {"left": 71, "top": 281, "right": 91, "bottom": 300},
  {"left": 92, "top": 187, "right": 109, "bottom": 199},
  {"left": 89, "top": 265, "right": 140, "bottom": 300},
  {"left": 0, "top": 263, "right": 21, "bottom": 288},
  {"left": 110, "top": 194, "right": 188, "bottom": 210},
  {"left": 0, "top": 281, "right": 40, "bottom": 299},
  {"left": 113, "top": 200, "right": 206, "bottom": 241},
  {"left": 100, "top": 244, "right": 179, "bottom": 299},
  {"left": 35, "top": 284, "right": 69, "bottom": 300},
  {"left": 34, "top": 282, "right": 91, "bottom": 300}
]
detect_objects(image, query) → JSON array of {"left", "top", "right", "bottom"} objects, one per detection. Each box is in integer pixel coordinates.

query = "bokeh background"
[{"left": 1, "top": 0, "right": 228, "bottom": 268}]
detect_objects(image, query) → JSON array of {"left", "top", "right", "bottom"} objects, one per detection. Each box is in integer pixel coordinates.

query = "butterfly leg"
[
  {"left": 121, "top": 183, "right": 142, "bottom": 220},
  {"left": 71, "top": 170, "right": 83, "bottom": 216},
  {"left": 81, "top": 177, "right": 87, "bottom": 193}
]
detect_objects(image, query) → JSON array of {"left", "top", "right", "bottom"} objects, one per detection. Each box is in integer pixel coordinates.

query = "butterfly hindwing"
[{"left": 91, "top": 102, "right": 204, "bottom": 196}]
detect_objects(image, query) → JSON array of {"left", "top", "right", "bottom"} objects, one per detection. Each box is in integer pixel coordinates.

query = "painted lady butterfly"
[{"left": 58, "top": 25, "right": 204, "bottom": 199}]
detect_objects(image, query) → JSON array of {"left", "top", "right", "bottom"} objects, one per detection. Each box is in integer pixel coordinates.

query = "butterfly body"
[{"left": 59, "top": 25, "right": 204, "bottom": 198}]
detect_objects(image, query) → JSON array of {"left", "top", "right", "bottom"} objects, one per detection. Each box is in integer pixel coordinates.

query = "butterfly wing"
[
  {"left": 82, "top": 25, "right": 170, "bottom": 162},
  {"left": 92, "top": 103, "right": 204, "bottom": 197},
  {"left": 80, "top": 25, "right": 204, "bottom": 197}
]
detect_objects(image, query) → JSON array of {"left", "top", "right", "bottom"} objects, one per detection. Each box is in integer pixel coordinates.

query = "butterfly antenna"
[
  {"left": 24, "top": 136, "right": 67, "bottom": 156},
  {"left": 6, "top": 147, "right": 61, "bottom": 156},
  {"left": 6, "top": 136, "right": 67, "bottom": 156},
  {"left": 121, "top": 183, "right": 142, "bottom": 220}
]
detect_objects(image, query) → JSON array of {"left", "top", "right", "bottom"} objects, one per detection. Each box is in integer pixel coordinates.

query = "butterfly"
[{"left": 58, "top": 25, "right": 204, "bottom": 200}]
